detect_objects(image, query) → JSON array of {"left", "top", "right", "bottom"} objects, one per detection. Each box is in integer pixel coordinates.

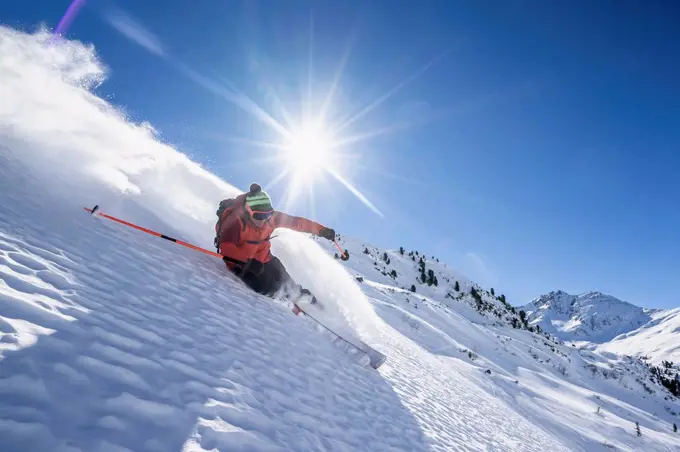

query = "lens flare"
[
  {"left": 284, "top": 122, "right": 333, "bottom": 178},
  {"left": 55, "top": 0, "right": 87, "bottom": 36}
]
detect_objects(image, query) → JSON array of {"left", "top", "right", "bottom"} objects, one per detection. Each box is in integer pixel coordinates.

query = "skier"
[{"left": 215, "top": 183, "right": 336, "bottom": 303}]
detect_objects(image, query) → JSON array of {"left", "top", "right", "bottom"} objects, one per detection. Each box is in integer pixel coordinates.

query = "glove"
[
  {"left": 243, "top": 259, "right": 265, "bottom": 276},
  {"left": 318, "top": 227, "right": 336, "bottom": 241}
]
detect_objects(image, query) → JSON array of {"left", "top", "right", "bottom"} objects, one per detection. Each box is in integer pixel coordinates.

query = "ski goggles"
[{"left": 246, "top": 205, "right": 273, "bottom": 221}]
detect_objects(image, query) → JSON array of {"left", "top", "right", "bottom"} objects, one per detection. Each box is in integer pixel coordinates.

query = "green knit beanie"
[{"left": 245, "top": 183, "right": 273, "bottom": 211}]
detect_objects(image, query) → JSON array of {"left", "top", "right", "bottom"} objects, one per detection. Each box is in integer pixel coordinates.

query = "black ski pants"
[{"left": 234, "top": 256, "right": 297, "bottom": 297}]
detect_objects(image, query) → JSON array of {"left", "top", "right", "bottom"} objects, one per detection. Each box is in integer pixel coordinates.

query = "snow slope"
[
  {"left": 523, "top": 291, "right": 680, "bottom": 364},
  {"left": 596, "top": 308, "right": 680, "bottom": 365},
  {"left": 1, "top": 26, "right": 679, "bottom": 451},
  {"left": 320, "top": 237, "right": 680, "bottom": 442}
]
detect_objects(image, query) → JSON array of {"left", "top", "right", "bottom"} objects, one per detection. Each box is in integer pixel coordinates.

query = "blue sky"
[{"left": 3, "top": 0, "right": 679, "bottom": 309}]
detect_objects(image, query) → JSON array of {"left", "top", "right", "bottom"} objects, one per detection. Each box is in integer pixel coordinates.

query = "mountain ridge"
[{"left": 522, "top": 289, "right": 678, "bottom": 364}]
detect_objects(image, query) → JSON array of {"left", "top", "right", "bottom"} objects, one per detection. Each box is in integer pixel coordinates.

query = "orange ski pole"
[{"left": 84, "top": 205, "right": 224, "bottom": 260}]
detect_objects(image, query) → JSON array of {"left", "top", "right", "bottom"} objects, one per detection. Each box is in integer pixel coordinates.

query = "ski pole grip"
[{"left": 334, "top": 240, "right": 349, "bottom": 261}]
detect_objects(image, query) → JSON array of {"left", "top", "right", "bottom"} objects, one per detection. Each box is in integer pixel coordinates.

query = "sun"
[
  {"left": 269, "top": 116, "right": 383, "bottom": 216},
  {"left": 283, "top": 121, "right": 334, "bottom": 178}
]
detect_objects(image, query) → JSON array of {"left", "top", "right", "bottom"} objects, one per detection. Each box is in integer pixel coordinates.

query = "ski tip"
[{"left": 371, "top": 355, "right": 387, "bottom": 370}]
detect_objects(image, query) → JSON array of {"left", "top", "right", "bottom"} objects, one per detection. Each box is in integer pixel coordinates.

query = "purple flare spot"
[{"left": 55, "top": 0, "right": 87, "bottom": 36}]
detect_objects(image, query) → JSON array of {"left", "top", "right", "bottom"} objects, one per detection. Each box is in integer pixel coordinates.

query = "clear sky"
[{"left": 2, "top": 0, "right": 679, "bottom": 309}]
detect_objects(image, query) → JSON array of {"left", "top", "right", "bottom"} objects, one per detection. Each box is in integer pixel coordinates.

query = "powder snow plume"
[{"left": 0, "top": 26, "right": 381, "bottom": 336}]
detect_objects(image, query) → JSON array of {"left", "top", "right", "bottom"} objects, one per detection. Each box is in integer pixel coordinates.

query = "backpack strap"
[{"left": 214, "top": 194, "right": 249, "bottom": 250}]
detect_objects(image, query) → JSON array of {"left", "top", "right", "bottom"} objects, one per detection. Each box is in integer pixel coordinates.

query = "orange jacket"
[{"left": 216, "top": 194, "right": 325, "bottom": 266}]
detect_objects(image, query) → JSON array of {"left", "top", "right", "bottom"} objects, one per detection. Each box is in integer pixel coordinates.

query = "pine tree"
[
  {"left": 636, "top": 421, "right": 641, "bottom": 437},
  {"left": 390, "top": 269, "right": 398, "bottom": 279},
  {"left": 399, "top": 246, "right": 405, "bottom": 255},
  {"left": 674, "top": 422, "right": 677, "bottom": 433},
  {"left": 334, "top": 253, "right": 339, "bottom": 259},
  {"left": 427, "top": 269, "right": 435, "bottom": 286},
  {"left": 383, "top": 252, "right": 388, "bottom": 262},
  {"left": 363, "top": 247, "right": 369, "bottom": 254},
  {"left": 519, "top": 310, "right": 528, "bottom": 326},
  {"left": 434, "top": 276, "right": 438, "bottom": 286},
  {"left": 490, "top": 288, "right": 495, "bottom": 296},
  {"left": 410, "top": 284, "right": 416, "bottom": 292},
  {"left": 500, "top": 294, "right": 507, "bottom": 304},
  {"left": 411, "top": 255, "right": 416, "bottom": 261},
  {"left": 454, "top": 281, "right": 460, "bottom": 292}
]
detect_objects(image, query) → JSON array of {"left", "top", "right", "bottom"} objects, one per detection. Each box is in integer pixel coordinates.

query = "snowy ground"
[
  {"left": 1, "top": 26, "right": 679, "bottom": 452},
  {"left": 596, "top": 308, "right": 680, "bottom": 365}
]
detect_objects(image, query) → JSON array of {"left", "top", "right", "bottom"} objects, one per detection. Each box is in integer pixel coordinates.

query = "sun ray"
[
  {"left": 332, "top": 47, "right": 454, "bottom": 134},
  {"left": 353, "top": 162, "right": 433, "bottom": 188},
  {"left": 326, "top": 167, "right": 383, "bottom": 217},
  {"left": 198, "top": 132, "right": 287, "bottom": 151},
  {"left": 327, "top": 120, "right": 422, "bottom": 149},
  {"left": 283, "top": 172, "right": 305, "bottom": 211},
  {"left": 226, "top": 88, "right": 292, "bottom": 139},
  {"left": 259, "top": 79, "right": 297, "bottom": 130},
  {"left": 318, "top": 23, "right": 357, "bottom": 125},
  {"left": 264, "top": 167, "right": 292, "bottom": 192},
  {"left": 328, "top": 90, "right": 502, "bottom": 150},
  {"left": 209, "top": 154, "right": 284, "bottom": 172},
  {"left": 173, "top": 61, "right": 291, "bottom": 138},
  {"left": 306, "top": 11, "right": 314, "bottom": 121},
  {"left": 307, "top": 182, "right": 317, "bottom": 219}
]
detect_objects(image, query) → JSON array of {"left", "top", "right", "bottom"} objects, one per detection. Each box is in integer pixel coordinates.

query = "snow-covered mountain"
[
  {"left": 1, "top": 26, "right": 679, "bottom": 451},
  {"left": 522, "top": 290, "right": 653, "bottom": 342},
  {"left": 522, "top": 290, "right": 680, "bottom": 364}
]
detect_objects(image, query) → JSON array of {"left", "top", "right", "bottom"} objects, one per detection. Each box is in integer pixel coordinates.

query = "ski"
[{"left": 293, "top": 302, "right": 387, "bottom": 370}]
